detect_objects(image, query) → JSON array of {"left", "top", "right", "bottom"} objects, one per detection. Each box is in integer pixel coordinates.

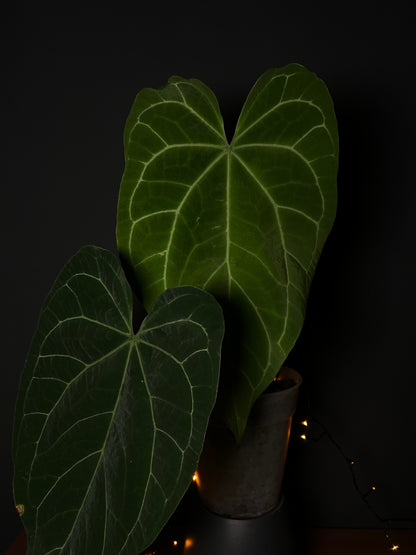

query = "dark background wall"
[{"left": 2, "top": 3, "right": 416, "bottom": 550}]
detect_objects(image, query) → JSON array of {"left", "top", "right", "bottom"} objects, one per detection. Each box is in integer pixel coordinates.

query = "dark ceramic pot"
[
  {"left": 183, "top": 367, "right": 302, "bottom": 554},
  {"left": 196, "top": 366, "right": 302, "bottom": 517}
]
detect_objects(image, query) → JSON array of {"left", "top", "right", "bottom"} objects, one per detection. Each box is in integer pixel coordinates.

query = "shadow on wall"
[{"left": 283, "top": 85, "right": 416, "bottom": 528}]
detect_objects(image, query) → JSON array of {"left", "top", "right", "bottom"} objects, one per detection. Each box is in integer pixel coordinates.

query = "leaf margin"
[{"left": 12, "top": 245, "right": 224, "bottom": 554}]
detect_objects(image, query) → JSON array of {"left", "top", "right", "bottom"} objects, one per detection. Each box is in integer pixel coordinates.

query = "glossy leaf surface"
[
  {"left": 117, "top": 64, "right": 338, "bottom": 439},
  {"left": 13, "top": 246, "right": 223, "bottom": 554}
]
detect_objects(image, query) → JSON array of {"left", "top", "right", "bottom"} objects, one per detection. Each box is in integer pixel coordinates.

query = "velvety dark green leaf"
[
  {"left": 13, "top": 246, "right": 223, "bottom": 555},
  {"left": 117, "top": 64, "right": 338, "bottom": 439}
]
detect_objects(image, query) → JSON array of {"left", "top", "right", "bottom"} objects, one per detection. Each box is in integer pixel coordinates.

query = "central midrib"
[{"left": 225, "top": 146, "right": 232, "bottom": 296}]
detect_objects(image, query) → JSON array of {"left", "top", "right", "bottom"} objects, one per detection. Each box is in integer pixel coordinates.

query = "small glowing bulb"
[
  {"left": 391, "top": 545, "right": 399, "bottom": 551},
  {"left": 300, "top": 434, "right": 307, "bottom": 440},
  {"left": 372, "top": 486, "right": 376, "bottom": 491},
  {"left": 301, "top": 420, "right": 309, "bottom": 427},
  {"left": 184, "top": 538, "right": 194, "bottom": 549},
  {"left": 192, "top": 473, "right": 197, "bottom": 482},
  {"left": 173, "top": 539, "right": 178, "bottom": 546},
  {"left": 350, "top": 460, "right": 355, "bottom": 465}
]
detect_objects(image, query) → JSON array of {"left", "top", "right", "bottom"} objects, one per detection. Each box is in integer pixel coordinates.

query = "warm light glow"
[
  {"left": 301, "top": 420, "right": 309, "bottom": 427},
  {"left": 173, "top": 540, "right": 178, "bottom": 546},
  {"left": 372, "top": 486, "right": 376, "bottom": 491},
  {"left": 192, "top": 473, "right": 197, "bottom": 481},
  {"left": 391, "top": 545, "right": 399, "bottom": 551},
  {"left": 184, "top": 538, "right": 195, "bottom": 550},
  {"left": 300, "top": 434, "right": 307, "bottom": 440},
  {"left": 350, "top": 460, "right": 355, "bottom": 465}
]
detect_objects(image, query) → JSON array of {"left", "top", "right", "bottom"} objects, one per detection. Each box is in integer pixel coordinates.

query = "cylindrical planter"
[
  {"left": 183, "top": 367, "right": 302, "bottom": 554},
  {"left": 183, "top": 498, "right": 297, "bottom": 554},
  {"left": 196, "top": 366, "right": 302, "bottom": 518}
]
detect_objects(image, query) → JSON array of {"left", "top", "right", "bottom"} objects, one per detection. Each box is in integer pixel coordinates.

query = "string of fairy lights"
[
  {"left": 142, "top": 413, "right": 414, "bottom": 554},
  {"left": 297, "top": 415, "right": 416, "bottom": 552},
  {"left": 140, "top": 405, "right": 415, "bottom": 554}
]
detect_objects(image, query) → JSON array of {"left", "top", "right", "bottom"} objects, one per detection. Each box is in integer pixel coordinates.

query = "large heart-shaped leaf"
[
  {"left": 13, "top": 246, "right": 223, "bottom": 555},
  {"left": 117, "top": 63, "right": 338, "bottom": 440}
]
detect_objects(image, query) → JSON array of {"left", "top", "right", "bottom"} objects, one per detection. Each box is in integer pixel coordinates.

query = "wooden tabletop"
[
  {"left": 6, "top": 528, "right": 416, "bottom": 555},
  {"left": 307, "top": 528, "right": 415, "bottom": 554}
]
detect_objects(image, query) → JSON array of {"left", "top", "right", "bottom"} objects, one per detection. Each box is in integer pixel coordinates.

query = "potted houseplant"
[{"left": 12, "top": 63, "right": 338, "bottom": 554}]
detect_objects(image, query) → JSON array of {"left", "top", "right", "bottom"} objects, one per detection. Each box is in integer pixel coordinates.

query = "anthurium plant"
[
  {"left": 13, "top": 64, "right": 338, "bottom": 554},
  {"left": 117, "top": 63, "right": 338, "bottom": 440}
]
